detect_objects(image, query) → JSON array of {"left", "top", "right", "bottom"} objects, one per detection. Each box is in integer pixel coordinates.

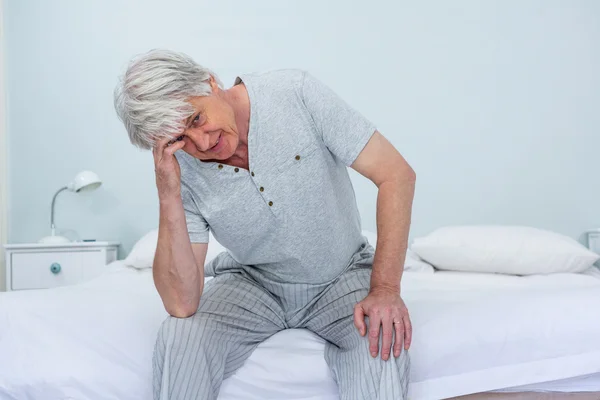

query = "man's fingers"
[
  {"left": 154, "top": 137, "right": 173, "bottom": 152},
  {"left": 164, "top": 139, "right": 185, "bottom": 156},
  {"left": 393, "top": 318, "right": 404, "bottom": 357},
  {"left": 353, "top": 304, "right": 366, "bottom": 336},
  {"left": 403, "top": 313, "right": 412, "bottom": 350},
  {"left": 380, "top": 316, "right": 393, "bottom": 361},
  {"left": 153, "top": 137, "right": 176, "bottom": 159},
  {"left": 368, "top": 314, "right": 381, "bottom": 358}
]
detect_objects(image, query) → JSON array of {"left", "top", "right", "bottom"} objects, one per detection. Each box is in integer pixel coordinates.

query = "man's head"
[{"left": 114, "top": 49, "right": 239, "bottom": 160}]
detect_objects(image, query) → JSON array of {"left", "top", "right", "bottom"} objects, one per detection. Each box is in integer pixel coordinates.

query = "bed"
[{"left": 1, "top": 259, "right": 599, "bottom": 400}]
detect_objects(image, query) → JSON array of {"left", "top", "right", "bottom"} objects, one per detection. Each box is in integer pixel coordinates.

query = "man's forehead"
[
  {"left": 188, "top": 95, "right": 208, "bottom": 107},
  {"left": 183, "top": 97, "right": 206, "bottom": 125}
]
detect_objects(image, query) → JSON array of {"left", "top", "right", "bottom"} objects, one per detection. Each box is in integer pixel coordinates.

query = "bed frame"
[{"left": 451, "top": 392, "right": 600, "bottom": 400}]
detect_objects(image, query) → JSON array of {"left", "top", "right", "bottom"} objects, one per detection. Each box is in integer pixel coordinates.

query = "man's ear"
[{"left": 208, "top": 76, "right": 220, "bottom": 93}]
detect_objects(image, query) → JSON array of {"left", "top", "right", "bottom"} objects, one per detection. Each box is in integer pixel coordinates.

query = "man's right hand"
[{"left": 153, "top": 136, "right": 186, "bottom": 202}]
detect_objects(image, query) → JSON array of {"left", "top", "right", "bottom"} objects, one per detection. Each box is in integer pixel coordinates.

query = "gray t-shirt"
[{"left": 175, "top": 69, "right": 377, "bottom": 284}]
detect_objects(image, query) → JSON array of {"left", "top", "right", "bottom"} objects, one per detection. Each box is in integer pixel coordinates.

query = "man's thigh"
[
  {"left": 299, "top": 264, "right": 410, "bottom": 400},
  {"left": 196, "top": 272, "right": 287, "bottom": 335},
  {"left": 301, "top": 264, "right": 371, "bottom": 348},
  {"left": 153, "top": 272, "right": 288, "bottom": 399},
  {"left": 154, "top": 271, "right": 287, "bottom": 373}
]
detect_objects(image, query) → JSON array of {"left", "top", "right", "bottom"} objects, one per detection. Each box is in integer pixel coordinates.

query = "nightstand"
[{"left": 3, "top": 241, "right": 120, "bottom": 291}]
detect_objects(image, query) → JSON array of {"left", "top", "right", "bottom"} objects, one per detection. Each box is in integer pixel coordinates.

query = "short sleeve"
[
  {"left": 301, "top": 71, "right": 377, "bottom": 167},
  {"left": 181, "top": 182, "right": 210, "bottom": 243}
]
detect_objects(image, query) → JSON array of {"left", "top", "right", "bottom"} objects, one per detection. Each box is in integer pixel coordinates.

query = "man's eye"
[{"left": 193, "top": 114, "right": 200, "bottom": 124}]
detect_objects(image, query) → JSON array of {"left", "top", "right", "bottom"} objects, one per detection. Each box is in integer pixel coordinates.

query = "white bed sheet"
[
  {"left": 405, "top": 270, "right": 600, "bottom": 399},
  {"left": 1, "top": 261, "right": 599, "bottom": 400}
]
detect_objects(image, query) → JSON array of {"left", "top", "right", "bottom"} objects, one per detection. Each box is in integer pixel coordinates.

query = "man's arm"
[
  {"left": 351, "top": 130, "right": 416, "bottom": 292},
  {"left": 153, "top": 197, "right": 207, "bottom": 318},
  {"left": 152, "top": 136, "right": 208, "bottom": 318},
  {"left": 350, "top": 130, "right": 416, "bottom": 360}
]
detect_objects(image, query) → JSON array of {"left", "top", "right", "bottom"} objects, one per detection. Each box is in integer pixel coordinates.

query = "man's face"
[{"left": 177, "top": 89, "right": 239, "bottom": 161}]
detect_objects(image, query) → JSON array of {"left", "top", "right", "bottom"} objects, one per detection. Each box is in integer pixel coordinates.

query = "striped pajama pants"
[{"left": 153, "top": 245, "right": 410, "bottom": 400}]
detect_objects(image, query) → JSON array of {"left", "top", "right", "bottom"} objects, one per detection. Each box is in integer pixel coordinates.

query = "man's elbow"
[
  {"left": 404, "top": 166, "right": 416, "bottom": 183},
  {"left": 165, "top": 302, "right": 198, "bottom": 318},
  {"left": 396, "top": 164, "right": 416, "bottom": 185}
]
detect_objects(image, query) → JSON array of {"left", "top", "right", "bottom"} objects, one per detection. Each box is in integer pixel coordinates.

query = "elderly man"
[{"left": 114, "top": 49, "right": 416, "bottom": 400}]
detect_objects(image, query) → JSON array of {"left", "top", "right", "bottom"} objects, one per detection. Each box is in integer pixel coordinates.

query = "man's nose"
[{"left": 187, "top": 131, "right": 211, "bottom": 151}]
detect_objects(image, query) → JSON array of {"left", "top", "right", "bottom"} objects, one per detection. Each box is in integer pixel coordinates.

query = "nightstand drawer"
[
  {"left": 4, "top": 241, "right": 120, "bottom": 291},
  {"left": 10, "top": 250, "right": 104, "bottom": 290}
]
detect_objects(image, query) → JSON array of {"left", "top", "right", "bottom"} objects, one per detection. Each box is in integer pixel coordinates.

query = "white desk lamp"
[{"left": 38, "top": 170, "right": 102, "bottom": 244}]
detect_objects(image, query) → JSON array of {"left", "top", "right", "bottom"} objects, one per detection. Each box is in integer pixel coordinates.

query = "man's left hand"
[{"left": 353, "top": 287, "right": 412, "bottom": 361}]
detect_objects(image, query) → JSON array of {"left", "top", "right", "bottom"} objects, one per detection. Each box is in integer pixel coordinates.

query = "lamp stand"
[{"left": 38, "top": 186, "right": 72, "bottom": 244}]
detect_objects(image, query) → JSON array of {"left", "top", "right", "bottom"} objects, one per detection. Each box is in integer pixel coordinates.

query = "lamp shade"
[
  {"left": 38, "top": 170, "right": 103, "bottom": 244},
  {"left": 67, "top": 170, "right": 102, "bottom": 193}
]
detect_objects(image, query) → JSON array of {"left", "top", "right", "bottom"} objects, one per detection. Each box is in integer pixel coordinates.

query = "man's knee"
[{"left": 155, "top": 313, "right": 213, "bottom": 353}]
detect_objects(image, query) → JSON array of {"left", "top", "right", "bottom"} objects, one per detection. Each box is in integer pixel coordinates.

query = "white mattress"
[{"left": 1, "top": 261, "right": 599, "bottom": 400}]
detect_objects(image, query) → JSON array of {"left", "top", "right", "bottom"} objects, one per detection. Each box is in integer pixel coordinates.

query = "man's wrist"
[
  {"left": 370, "top": 283, "right": 401, "bottom": 295},
  {"left": 159, "top": 192, "right": 182, "bottom": 208},
  {"left": 159, "top": 194, "right": 185, "bottom": 223}
]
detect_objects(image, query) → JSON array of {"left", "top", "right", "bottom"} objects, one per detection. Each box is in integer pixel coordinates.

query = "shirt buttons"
[
  {"left": 268, "top": 201, "right": 273, "bottom": 206},
  {"left": 295, "top": 155, "right": 301, "bottom": 160},
  {"left": 218, "top": 164, "right": 224, "bottom": 170},
  {"left": 251, "top": 171, "right": 255, "bottom": 177},
  {"left": 234, "top": 168, "right": 239, "bottom": 173},
  {"left": 260, "top": 187, "right": 264, "bottom": 192}
]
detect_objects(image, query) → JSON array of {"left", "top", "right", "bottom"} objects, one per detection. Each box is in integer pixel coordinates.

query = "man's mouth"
[{"left": 210, "top": 134, "right": 221, "bottom": 151}]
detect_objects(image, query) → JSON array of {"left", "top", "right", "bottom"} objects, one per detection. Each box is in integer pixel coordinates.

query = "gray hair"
[{"left": 113, "top": 49, "right": 223, "bottom": 150}]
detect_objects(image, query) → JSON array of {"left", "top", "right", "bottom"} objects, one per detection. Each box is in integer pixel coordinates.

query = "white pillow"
[
  {"left": 123, "top": 229, "right": 226, "bottom": 269},
  {"left": 411, "top": 225, "right": 600, "bottom": 275},
  {"left": 362, "top": 230, "right": 434, "bottom": 273}
]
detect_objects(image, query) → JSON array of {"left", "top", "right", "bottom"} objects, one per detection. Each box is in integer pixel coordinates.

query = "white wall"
[
  {"left": 4, "top": 0, "right": 600, "bottom": 259},
  {"left": 0, "top": 0, "right": 7, "bottom": 290}
]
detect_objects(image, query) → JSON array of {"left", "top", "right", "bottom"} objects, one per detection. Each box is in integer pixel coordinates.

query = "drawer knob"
[{"left": 50, "top": 263, "right": 62, "bottom": 274}]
